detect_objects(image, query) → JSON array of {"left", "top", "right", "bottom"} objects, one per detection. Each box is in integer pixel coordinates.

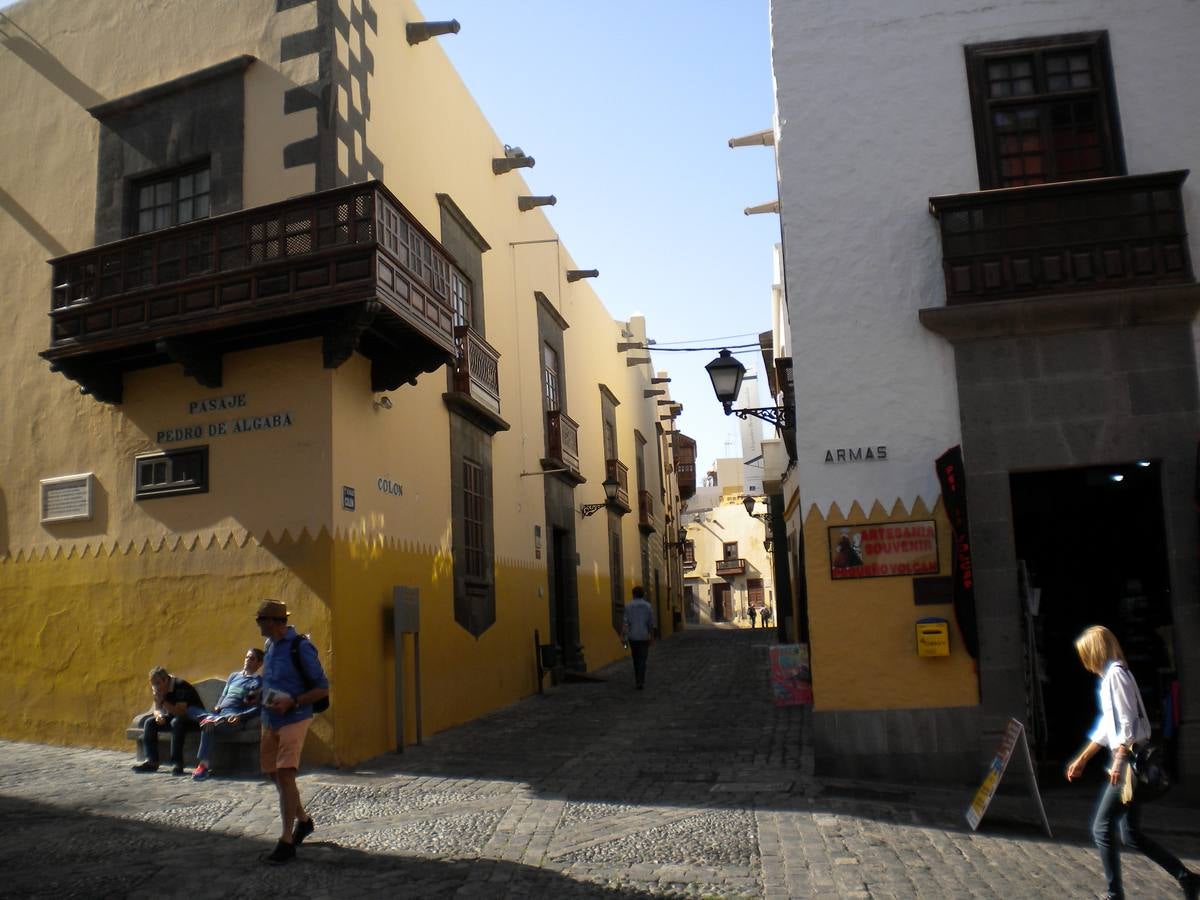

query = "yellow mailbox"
[{"left": 916, "top": 617, "right": 950, "bottom": 657}]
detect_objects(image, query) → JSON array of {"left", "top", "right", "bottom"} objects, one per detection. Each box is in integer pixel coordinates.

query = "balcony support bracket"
[
  {"left": 156, "top": 338, "right": 223, "bottom": 389},
  {"left": 324, "top": 300, "right": 381, "bottom": 370},
  {"left": 49, "top": 360, "right": 123, "bottom": 404}
]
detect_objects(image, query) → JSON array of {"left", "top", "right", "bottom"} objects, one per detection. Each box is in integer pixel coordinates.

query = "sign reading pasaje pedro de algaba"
[
  {"left": 828, "top": 519, "right": 939, "bottom": 580},
  {"left": 155, "top": 392, "right": 294, "bottom": 444}
]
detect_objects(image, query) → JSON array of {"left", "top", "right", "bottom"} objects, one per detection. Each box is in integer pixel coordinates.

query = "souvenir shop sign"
[{"left": 828, "top": 520, "right": 939, "bottom": 580}]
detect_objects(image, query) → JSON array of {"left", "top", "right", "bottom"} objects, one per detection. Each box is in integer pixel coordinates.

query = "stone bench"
[{"left": 126, "top": 677, "right": 260, "bottom": 775}]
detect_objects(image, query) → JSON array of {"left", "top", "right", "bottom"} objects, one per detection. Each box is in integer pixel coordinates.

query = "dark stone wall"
[
  {"left": 93, "top": 63, "right": 248, "bottom": 244},
  {"left": 812, "top": 706, "right": 982, "bottom": 784},
  {"left": 954, "top": 322, "right": 1200, "bottom": 758}
]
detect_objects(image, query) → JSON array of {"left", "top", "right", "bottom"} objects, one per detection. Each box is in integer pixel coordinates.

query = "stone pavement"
[{"left": 1, "top": 626, "right": 1196, "bottom": 898}]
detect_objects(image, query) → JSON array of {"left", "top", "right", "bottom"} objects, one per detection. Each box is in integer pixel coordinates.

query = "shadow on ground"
[{"left": 0, "top": 794, "right": 658, "bottom": 899}]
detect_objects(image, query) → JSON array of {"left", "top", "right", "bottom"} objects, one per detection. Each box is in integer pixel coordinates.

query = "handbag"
[
  {"left": 1108, "top": 664, "right": 1171, "bottom": 802},
  {"left": 1130, "top": 741, "right": 1171, "bottom": 801}
]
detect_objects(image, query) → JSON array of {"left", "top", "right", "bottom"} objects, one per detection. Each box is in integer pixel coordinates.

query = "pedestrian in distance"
[
  {"left": 1065, "top": 625, "right": 1198, "bottom": 900},
  {"left": 257, "top": 599, "right": 329, "bottom": 865},
  {"left": 131, "top": 666, "right": 206, "bottom": 775},
  {"left": 621, "top": 586, "right": 656, "bottom": 690},
  {"left": 748, "top": 605, "right": 757, "bottom": 628},
  {"left": 192, "top": 647, "right": 264, "bottom": 781},
  {"left": 761, "top": 606, "right": 772, "bottom": 629}
]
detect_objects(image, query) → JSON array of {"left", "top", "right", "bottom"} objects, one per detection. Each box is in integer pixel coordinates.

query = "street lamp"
[
  {"left": 705, "top": 349, "right": 792, "bottom": 429},
  {"left": 580, "top": 475, "right": 620, "bottom": 517},
  {"left": 742, "top": 495, "right": 773, "bottom": 526},
  {"left": 666, "top": 525, "right": 688, "bottom": 549}
]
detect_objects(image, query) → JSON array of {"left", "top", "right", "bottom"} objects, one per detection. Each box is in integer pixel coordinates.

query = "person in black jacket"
[{"left": 131, "top": 666, "right": 205, "bottom": 775}]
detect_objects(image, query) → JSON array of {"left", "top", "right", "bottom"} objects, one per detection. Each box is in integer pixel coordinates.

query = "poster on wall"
[
  {"left": 827, "top": 520, "right": 939, "bottom": 580},
  {"left": 769, "top": 644, "right": 813, "bottom": 706}
]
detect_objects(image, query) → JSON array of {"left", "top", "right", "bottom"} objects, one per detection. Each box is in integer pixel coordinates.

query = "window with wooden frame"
[
  {"left": 683, "top": 541, "right": 695, "bottom": 565},
  {"left": 965, "top": 32, "right": 1124, "bottom": 189},
  {"left": 131, "top": 162, "right": 211, "bottom": 234},
  {"left": 134, "top": 446, "right": 208, "bottom": 499},
  {"left": 450, "top": 271, "right": 471, "bottom": 329},
  {"left": 542, "top": 343, "right": 561, "bottom": 411},
  {"left": 723, "top": 541, "right": 739, "bottom": 561},
  {"left": 462, "top": 458, "right": 487, "bottom": 581}
]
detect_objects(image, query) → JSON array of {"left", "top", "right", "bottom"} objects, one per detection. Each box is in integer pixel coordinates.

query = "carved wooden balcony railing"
[
  {"left": 545, "top": 410, "right": 581, "bottom": 475},
  {"left": 929, "top": 171, "right": 1193, "bottom": 305},
  {"left": 43, "top": 181, "right": 465, "bottom": 402},
  {"left": 683, "top": 559, "right": 697, "bottom": 572},
  {"left": 451, "top": 325, "right": 501, "bottom": 415},
  {"left": 606, "top": 459, "right": 630, "bottom": 512},
  {"left": 637, "top": 489, "right": 654, "bottom": 532},
  {"left": 716, "top": 557, "right": 747, "bottom": 576}
]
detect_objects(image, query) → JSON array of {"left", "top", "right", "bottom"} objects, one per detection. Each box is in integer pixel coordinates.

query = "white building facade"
[{"left": 772, "top": 0, "right": 1200, "bottom": 787}]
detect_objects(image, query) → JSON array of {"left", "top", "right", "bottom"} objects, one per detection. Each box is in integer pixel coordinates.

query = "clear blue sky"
[{"left": 418, "top": 1, "right": 781, "bottom": 471}]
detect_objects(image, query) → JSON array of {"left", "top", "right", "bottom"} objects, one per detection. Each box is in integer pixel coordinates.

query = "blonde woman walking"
[{"left": 1066, "top": 625, "right": 1198, "bottom": 900}]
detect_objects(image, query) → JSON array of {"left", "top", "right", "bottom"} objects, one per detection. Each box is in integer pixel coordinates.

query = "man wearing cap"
[{"left": 256, "top": 599, "right": 329, "bottom": 865}]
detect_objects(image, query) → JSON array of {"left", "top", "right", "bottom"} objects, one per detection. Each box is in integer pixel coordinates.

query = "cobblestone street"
[{"left": 1, "top": 627, "right": 1196, "bottom": 898}]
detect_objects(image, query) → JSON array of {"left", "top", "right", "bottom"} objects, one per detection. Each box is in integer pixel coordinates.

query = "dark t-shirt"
[{"left": 164, "top": 678, "right": 203, "bottom": 710}]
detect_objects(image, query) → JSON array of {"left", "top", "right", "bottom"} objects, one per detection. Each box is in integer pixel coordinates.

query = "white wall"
[{"left": 771, "top": 0, "right": 1200, "bottom": 517}]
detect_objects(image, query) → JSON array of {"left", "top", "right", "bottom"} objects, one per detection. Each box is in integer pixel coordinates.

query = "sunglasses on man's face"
[{"left": 255, "top": 615, "right": 285, "bottom": 623}]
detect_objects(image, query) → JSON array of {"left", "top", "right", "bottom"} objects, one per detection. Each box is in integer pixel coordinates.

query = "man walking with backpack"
[{"left": 256, "top": 599, "right": 329, "bottom": 864}]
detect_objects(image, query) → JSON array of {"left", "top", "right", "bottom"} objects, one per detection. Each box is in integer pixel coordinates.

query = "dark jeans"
[
  {"left": 629, "top": 640, "right": 650, "bottom": 687},
  {"left": 196, "top": 715, "right": 255, "bottom": 765},
  {"left": 139, "top": 712, "right": 197, "bottom": 766},
  {"left": 1092, "top": 775, "right": 1187, "bottom": 898}
]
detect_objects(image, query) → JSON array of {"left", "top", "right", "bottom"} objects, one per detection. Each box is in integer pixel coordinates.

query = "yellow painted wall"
[
  {"left": 0, "top": 533, "right": 331, "bottom": 756},
  {"left": 803, "top": 498, "right": 978, "bottom": 711},
  {"left": 0, "top": 0, "right": 684, "bottom": 765}
]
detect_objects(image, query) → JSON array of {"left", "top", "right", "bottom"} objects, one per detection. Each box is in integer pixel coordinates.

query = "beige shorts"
[{"left": 260, "top": 718, "right": 311, "bottom": 773}]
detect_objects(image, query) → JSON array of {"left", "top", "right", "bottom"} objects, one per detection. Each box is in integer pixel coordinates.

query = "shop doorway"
[
  {"left": 713, "top": 583, "right": 731, "bottom": 622},
  {"left": 1009, "top": 462, "right": 1176, "bottom": 768}
]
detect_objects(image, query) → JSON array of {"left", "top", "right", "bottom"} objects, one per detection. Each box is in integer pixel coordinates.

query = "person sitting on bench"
[
  {"left": 131, "top": 666, "right": 206, "bottom": 775},
  {"left": 192, "top": 647, "right": 265, "bottom": 781}
]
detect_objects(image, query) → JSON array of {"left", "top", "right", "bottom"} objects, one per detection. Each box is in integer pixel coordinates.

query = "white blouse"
[{"left": 1088, "top": 660, "right": 1150, "bottom": 750}]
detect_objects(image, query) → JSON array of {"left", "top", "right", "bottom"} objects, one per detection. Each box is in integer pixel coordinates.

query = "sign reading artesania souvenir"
[
  {"left": 966, "top": 717, "right": 1052, "bottom": 837},
  {"left": 828, "top": 520, "right": 939, "bottom": 580},
  {"left": 155, "top": 393, "right": 294, "bottom": 444}
]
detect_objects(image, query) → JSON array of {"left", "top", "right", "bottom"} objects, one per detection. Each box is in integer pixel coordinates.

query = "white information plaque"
[{"left": 40, "top": 473, "right": 94, "bottom": 523}]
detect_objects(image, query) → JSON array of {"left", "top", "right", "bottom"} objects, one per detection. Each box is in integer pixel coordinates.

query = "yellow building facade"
[{"left": 0, "top": 0, "right": 686, "bottom": 766}]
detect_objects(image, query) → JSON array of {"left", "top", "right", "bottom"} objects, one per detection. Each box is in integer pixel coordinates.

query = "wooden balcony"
[
  {"left": 43, "top": 181, "right": 464, "bottom": 402},
  {"left": 672, "top": 432, "right": 697, "bottom": 500},
  {"left": 444, "top": 324, "right": 508, "bottom": 434},
  {"left": 637, "top": 489, "right": 654, "bottom": 534},
  {"left": 929, "top": 171, "right": 1193, "bottom": 305},
  {"left": 606, "top": 459, "right": 630, "bottom": 513},
  {"left": 545, "top": 410, "right": 581, "bottom": 478},
  {"left": 716, "top": 557, "right": 746, "bottom": 576}
]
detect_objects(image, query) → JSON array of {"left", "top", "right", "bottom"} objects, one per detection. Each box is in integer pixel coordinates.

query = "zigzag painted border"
[{"left": 805, "top": 494, "right": 944, "bottom": 526}]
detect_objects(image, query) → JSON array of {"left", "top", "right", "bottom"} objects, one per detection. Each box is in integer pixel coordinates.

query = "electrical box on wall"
[{"left": 916, "top": 617, "right": 950, "bottom": 657}]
